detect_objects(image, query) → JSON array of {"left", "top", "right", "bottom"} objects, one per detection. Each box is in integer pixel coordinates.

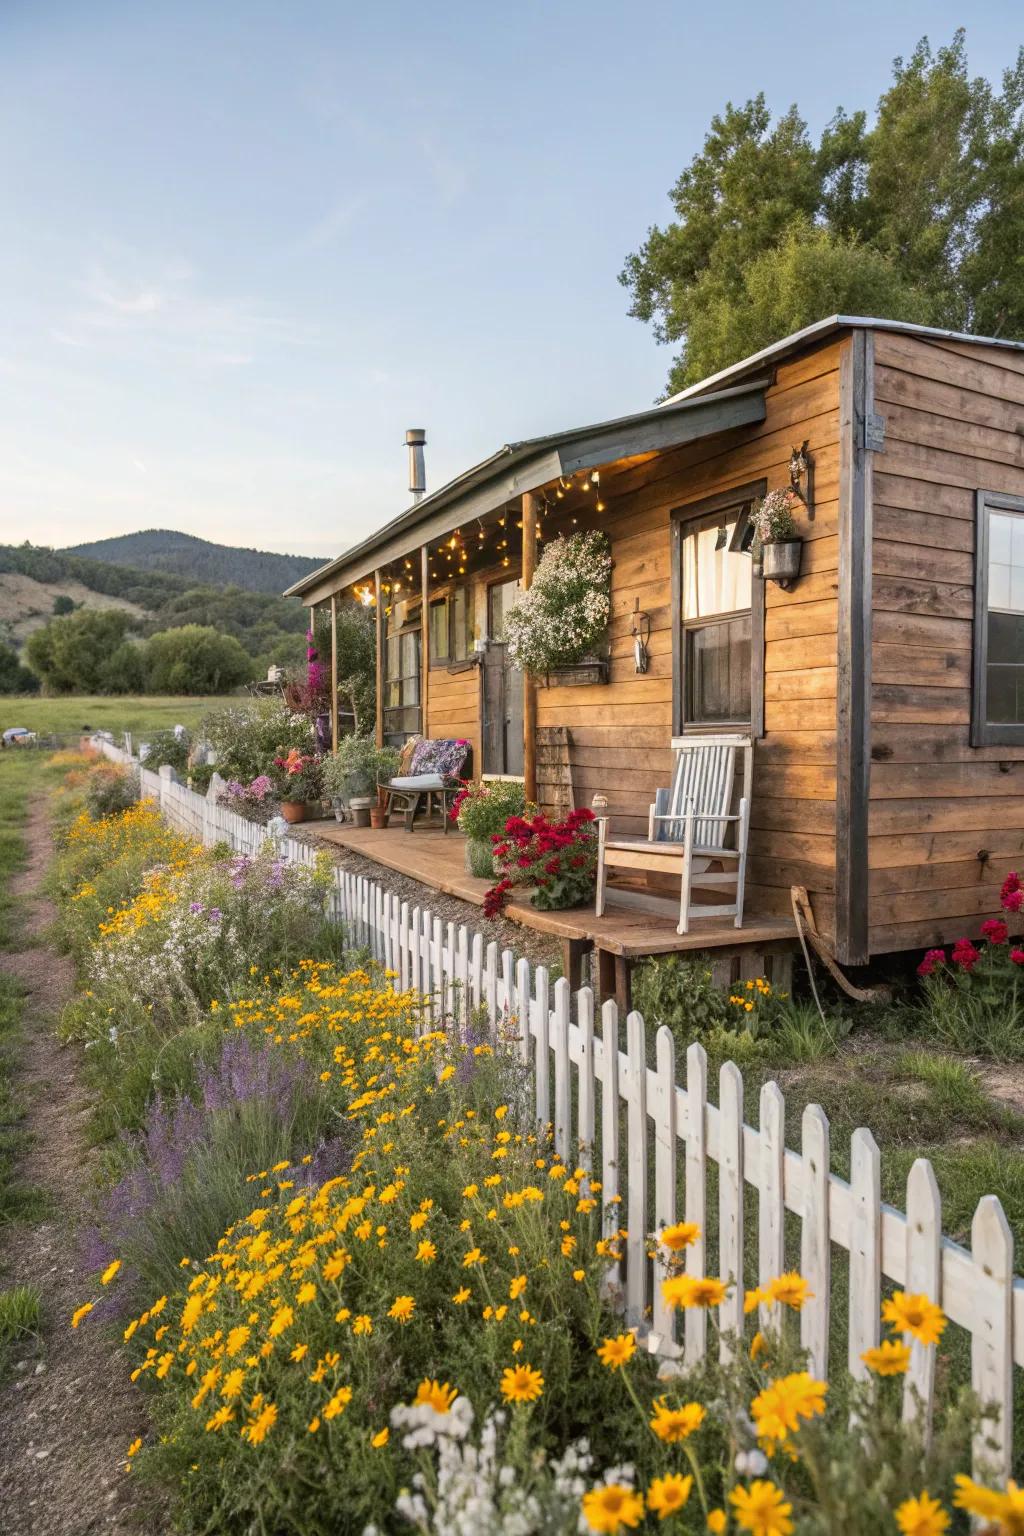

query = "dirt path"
[{"left": 0, "top": 799, "right": 144, "bottom": 1536}]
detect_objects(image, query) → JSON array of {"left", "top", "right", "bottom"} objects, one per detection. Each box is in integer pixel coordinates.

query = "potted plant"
[
  {"left": 270, "top": 748, "right": 324, "bottom": 823},
  {"left": 751, "top": 488, "right": 802, "bottom": 588},
  {"left": 321, "top": 736, "right": 399, "bottom": 824},
  {"left": 449, "top": 779, "right": 532, "bottom": 879},
  {"left": 484, "top": 807, "right": 599, "bottom": 915},
  {"left": 504, "top": 530, "right": 612, "bottom": 682}
]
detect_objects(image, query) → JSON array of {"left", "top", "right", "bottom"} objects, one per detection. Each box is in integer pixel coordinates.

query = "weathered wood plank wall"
[
  {"left": 868, "top": 331, "right": 1024, "bottom": 953},
  {"left": 535, "top": 341, "right": 845, "bottom": 945}
]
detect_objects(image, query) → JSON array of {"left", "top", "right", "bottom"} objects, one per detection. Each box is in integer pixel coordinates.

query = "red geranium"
[
  {"left": 950, "top": 938, "right": 981, "bottom": 972},
  {"left": 980, "top": 918, "right": 1009, "bottom": 945},
  {"left": 483, "top": 806, "right": 598, "bottom": 916},
  {"left": 917, "top": 948, "right": 946, "bottom": 977},
  {"left": 1001, "top": 872, "right": 1023, "bottom": 912}
]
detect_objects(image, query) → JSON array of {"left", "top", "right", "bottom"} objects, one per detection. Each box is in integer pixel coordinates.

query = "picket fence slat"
[
  {"left": 95, "top": 743, "right": 1024, "bottom": 1472},
  {"left": 758, "top": 1081, "right": 785, "bottom": 1331},
  {"left": 903, "top": 1158, "right": 941, "bottom": 1435}
]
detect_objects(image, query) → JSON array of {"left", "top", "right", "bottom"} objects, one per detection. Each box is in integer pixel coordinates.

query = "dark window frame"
[
  {"left": 670, "top": 479, "right": 767, "bottom": 738},
  {"left": 972, "top": 488, "right": 1024, "bottom": 747},
  {"left": 383, "top": 601, "right": 422, "bottom": 743},
  {"left": 428, "top": 582, "right": 474, "bottom": 670}
]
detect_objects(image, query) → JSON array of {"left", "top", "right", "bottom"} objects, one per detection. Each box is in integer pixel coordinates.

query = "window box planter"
[{"left": 545, "top": 657, "right": 609, "bottom": 687}]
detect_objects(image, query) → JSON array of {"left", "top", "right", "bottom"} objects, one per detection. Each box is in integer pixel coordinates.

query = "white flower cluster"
[
  {"left": 505, "top": 531, "right": 611, "bottom": 677},
  {"left": 386, "top": 1403, "right": 595, "bottom": 1536}
]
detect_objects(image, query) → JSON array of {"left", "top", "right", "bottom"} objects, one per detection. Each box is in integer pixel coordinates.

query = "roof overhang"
[
  {"left": 286, "top": 379, "right": 768, "bottom": 604},
  {"left": 663, "top": 314, "right": 1024, "bottom": 404}
]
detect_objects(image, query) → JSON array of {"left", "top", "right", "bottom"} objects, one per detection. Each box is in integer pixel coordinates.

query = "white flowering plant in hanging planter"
[{"left": 504, "top": 530, "right": 612, "bottom": 678}]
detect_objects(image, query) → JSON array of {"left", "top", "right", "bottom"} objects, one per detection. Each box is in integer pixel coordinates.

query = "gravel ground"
[{"left": 290, "top": 825, "right": 564, "bottom": 972}]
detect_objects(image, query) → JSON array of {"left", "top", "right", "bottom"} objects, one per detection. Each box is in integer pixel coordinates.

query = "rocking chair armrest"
[{"left": 649, "top": 810, "right": 741, "bottom": 823}]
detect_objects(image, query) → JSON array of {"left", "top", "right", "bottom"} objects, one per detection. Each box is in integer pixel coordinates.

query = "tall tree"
[{"left": 621, "top": 31, "right": 1024, "bottom": 393}]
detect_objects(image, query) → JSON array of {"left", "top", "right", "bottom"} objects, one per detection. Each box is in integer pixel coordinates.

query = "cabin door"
[{"left": 482, "top": 579, "right": 524, "bottom": 777}]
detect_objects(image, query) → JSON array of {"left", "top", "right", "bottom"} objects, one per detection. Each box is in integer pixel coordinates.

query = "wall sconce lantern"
[
  {"left": 788, "top": 440, "right": 815, "bottom": 521},
  {"left": 631, "top": 596, "right": 651, "bottom": 674}
]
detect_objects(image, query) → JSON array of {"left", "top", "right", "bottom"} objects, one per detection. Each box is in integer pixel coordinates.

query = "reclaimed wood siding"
[
  {"left": 536, "top": 341, "right": 845, "bottom": 944},
  {"left": 426, "top": 665, "right": 480, "bottom": 770},
  {"left": 868, "top": 331, "right": 1024, "bottom": 953}
]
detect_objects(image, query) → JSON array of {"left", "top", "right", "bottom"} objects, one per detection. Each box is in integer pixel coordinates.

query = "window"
[
  {"left": 428, "top": 585, "right": 473, "bottom": 666},
  {"left": 973, "top": 490, "right": 1024, "bottom": 746},
  {"left": 677, "top": 506, "right": 755, "bottom": 729},
  {"left": 383, "top": 596, "right": 421, "bottom": 744}
]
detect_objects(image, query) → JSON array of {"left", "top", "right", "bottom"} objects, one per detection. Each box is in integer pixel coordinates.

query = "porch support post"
[
  {"left": 522, "top": 492, "right": 539, "bottom": 802},
  {"left": 374, "top": 569, "right": 384, "bottom": 748},
  {"left": 420, "top": 546, "right": 430, "bottom": 740},
  {"left": 330, "top": 593, "right": 339, "bottom": 753}
]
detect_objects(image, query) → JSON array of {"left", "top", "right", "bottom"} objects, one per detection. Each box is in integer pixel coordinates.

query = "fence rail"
[{"left": 93, "top": 738, "right": 1023, "bottom": 1480}]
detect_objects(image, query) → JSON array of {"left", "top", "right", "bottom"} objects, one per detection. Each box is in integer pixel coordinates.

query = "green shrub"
[
  {"left": 200, "top": 701, "right": 312, "bottom": 782},
  {"left": 83, "top": 763, "right": 139, "bottom": 820}
]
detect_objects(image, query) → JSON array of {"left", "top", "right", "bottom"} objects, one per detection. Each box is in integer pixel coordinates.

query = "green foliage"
[
  {"left": 144, "top": 625, "right": 252, "bottom": 695},
  {"left": 83, "top": 764, "right": 140, "bottom": 820},
  {"left": 201, "top": 701, "right": 313, "bottom": 782},
  {"left": 0, "top": 639, "right": 39, "bottom": 695},
  {"left": 25, "top": 608, "right": 137, "bottom": 694},
  {"left": 621, "top": 32, "right": 1024, "bottom": 391},
  {"left": 632, "top": 954, "right": 732, "bottom": 1039},
  {"left": 0, "top": 542, "right": 315, "bottom": 677},
  {"left": 454, "top": 779, "right": 530, "bottom": 841},
  {"left": 139, "top": 729, "right": 190, "bottom": 774},
  {"left": 51, "top": 594, "right": 76, "bottom": 616},
  {"left": 333, "top": 603, "right": 377, "bottom": 734},
  {"left": 321, "top": 735, "right": 399, "bottom": 800},
  {"left": 0, "top": 1284, "right": 41, "bottom": 1342}
]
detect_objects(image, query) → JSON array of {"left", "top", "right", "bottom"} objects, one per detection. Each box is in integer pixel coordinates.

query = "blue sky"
[{"left": 0, "top": 2, "right": 1017, "bottom": 558}]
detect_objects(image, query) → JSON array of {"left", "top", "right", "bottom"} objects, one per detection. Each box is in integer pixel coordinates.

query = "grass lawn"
[
  {"left": 0, "top": 750, "right": 49, "bottom": 1228},
  {"left": 0, "top": 694, "right": 244, "bottom": 741}
]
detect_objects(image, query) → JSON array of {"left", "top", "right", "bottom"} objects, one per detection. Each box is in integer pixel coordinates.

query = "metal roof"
[
  {"left": 285, "top": 378, "right": 768, "bottom": 600},
  {"left": 663, "top": 314, "right": 1024, "bottom": 403}
]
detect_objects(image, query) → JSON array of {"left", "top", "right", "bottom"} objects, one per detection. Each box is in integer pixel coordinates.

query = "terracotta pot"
[
  {"left": 369, "top": 806, "right": 386, "bottom": 830},
  {"left": 280, "top": 800, "right": 308, "bottom": 824}
]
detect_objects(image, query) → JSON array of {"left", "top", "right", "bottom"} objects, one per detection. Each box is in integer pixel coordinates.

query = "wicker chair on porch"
[{"left": 595, "top": 734, "right": 752, "bottom": 935}]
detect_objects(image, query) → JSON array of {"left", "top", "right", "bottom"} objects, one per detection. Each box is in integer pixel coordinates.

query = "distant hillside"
[
  {"left": 0, "top": 543, "right": 311, "bottom": 675},
  {"left": 65, "top": 529, "right": 330, "bottom": 596}
]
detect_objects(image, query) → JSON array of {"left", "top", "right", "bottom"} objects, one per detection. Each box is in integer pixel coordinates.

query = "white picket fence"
[{"left": 94, "top": 738, "right": 1023, "bottom": 1479}]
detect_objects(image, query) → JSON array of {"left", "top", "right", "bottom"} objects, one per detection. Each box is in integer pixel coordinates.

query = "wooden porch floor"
[{"left": 311, "top": 819, "right": 796, "bottom": 1002}]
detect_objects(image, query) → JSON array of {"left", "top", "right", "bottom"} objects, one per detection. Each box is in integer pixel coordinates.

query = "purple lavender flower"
[
  {"left": 189, "top": 901, "right": 204, "bottom": 914},
  {"left": 207, "top": 908, "right": 222, "bottom": 923}
]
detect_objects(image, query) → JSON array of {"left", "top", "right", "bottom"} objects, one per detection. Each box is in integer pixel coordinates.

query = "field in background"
[{"left": 0, "top": 695, "right": 243, "bottom": 740}]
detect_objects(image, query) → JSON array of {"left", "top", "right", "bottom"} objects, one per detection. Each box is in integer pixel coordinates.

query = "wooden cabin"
[{"left": 287, "top": 317, "right": 1024, "bottom": 968}]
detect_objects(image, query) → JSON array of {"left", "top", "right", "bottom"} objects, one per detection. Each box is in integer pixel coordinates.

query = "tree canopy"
[{"left": 620, "top": 32, "right": 1024, "bottom": 393}]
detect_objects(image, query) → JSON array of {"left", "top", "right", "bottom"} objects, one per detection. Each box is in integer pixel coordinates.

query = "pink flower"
[
  {"left": 1011, "top": 950, "right": 1024, "bottom": 966},
  {"left": 981, "top": 918, "right": 1009, "bottom": 945},
  {"left": 917, "top": 948, "right": 946, "bottom": 977},
  {"left": 951, "top": 938, "right": 981, "bottom": 973},
  {"left": 1001, "top": 872, "right": 1023, "bottom": 912}
]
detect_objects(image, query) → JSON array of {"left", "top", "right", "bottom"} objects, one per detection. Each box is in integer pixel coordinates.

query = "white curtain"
[{"left": 682, "top": 521, "right": 752, "bottom": 620}]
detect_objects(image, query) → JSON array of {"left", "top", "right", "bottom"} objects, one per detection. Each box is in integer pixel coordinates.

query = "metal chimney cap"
[{"left": 405, "top": 428, "right": 427, "bottom": 445}]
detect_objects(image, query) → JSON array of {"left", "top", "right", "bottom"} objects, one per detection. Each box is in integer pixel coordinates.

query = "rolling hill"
[
  {"left": 0, "top": 542, "right": 314, "bottom": 674},
  {"left": 65, "top": 529, "right": 330, "bottom": 596}
]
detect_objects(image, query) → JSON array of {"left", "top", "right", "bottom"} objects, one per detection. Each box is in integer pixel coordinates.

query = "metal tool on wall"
[{"left": 631, "top": 596, "right": 651, "bottom": 674}]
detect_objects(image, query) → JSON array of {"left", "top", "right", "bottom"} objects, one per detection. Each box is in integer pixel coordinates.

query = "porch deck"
[{"left": 311, "top": 819, "right": 796, "bottom": 1007}]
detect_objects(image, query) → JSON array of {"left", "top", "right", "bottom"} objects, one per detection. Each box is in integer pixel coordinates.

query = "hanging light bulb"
[
  {"left": 502, "top": 556, "right": 510, "bottom": 567},
  {"left": 556, "top": 486, "right": 564, "bottom": 499},
  {"left": 595, "top": 499, "right": 606, "bottom": 512},
  {"left": 591, "top": 470, "right": 600, "bottom": 485}
]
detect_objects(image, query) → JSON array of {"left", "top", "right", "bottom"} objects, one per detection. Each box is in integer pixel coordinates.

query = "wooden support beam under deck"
[
  {"left": 374, "top": 569, "right": 384, "bottom": 748},
  {"left": 522, "top": 491, "right": 538, "bottom": 802},
  {"left": 330, "top": 594, "right": 339, "bottom": 753}
]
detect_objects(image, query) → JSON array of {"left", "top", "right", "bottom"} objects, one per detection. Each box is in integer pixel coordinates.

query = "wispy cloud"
[{"left": 50, "top": 260, "right": 314, "bottom": 366}]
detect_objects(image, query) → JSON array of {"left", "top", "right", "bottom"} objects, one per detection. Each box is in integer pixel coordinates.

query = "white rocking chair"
[{"left": 595, "top": 734, "right": 752, "bottom": 935}]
